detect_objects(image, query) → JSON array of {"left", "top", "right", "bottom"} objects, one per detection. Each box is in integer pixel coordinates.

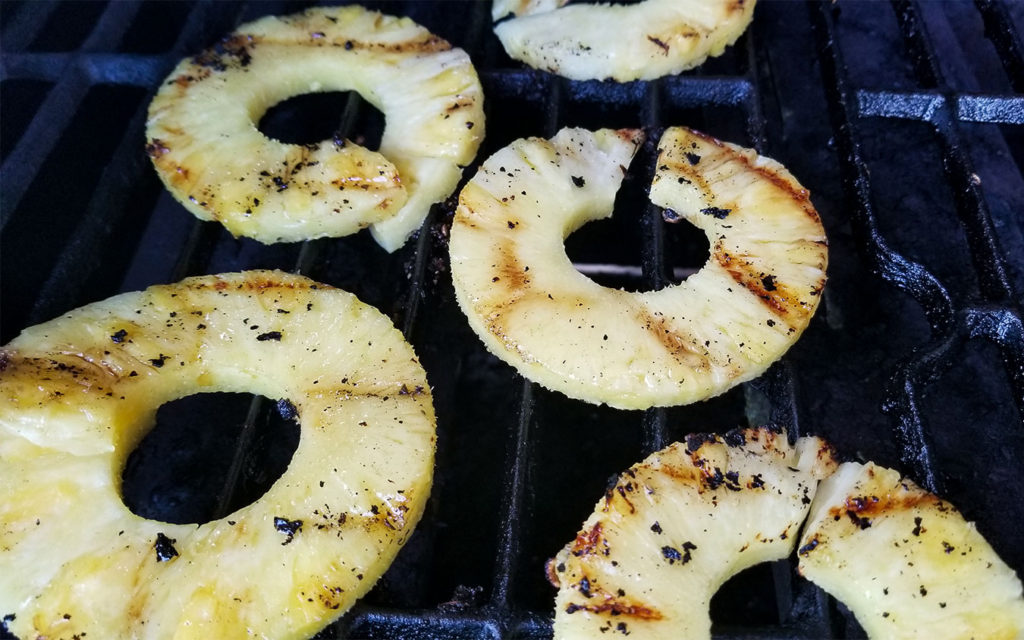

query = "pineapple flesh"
[
  {"left": 0, "top": 271, "right": 436, "bottom": 640},
  {"left": 449, "top": 126, "right": 827, "bottom": 410},
  {"left": 492, "top": 0, "right": 568, "bottom": 21},
  {"left": 494, "top": 0, "right": 757, "bottom": 81},
  {"left": 798, "top": 462, "right": 1024, "bottom": 639},
  {"left": 549, "top": 427, "right": 837, "bottom": 639},
  {"left": 146, "top": 5, "right": 484, "bottom": 250}
]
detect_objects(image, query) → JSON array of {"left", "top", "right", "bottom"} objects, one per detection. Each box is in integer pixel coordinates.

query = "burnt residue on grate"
[{"left": 1, "top": 1, "right": 1022, "bottom": 639}]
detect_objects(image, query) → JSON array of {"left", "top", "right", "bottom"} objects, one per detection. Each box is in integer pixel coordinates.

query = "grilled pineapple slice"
[
  {"left": 494, "top": 0, "right": 756, "bottom": 81},
  {"left": 798, "top": 462, "right": 1024, "bottom": 639},
  {"left": 0, "top": 271, "right": 436, "bottom": 640},
  {"left": 549, "top": 427, "right": 837, "bottom": 639},
  {"left": 450, "top": 126, "right": 826, "bottom": 409},
  {"left": 146, "top": 5, "right": 484, "bottom": 250}
]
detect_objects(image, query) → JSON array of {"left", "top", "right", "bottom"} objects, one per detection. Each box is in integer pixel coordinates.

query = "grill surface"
[{"left": 2, "top": 1, "right": 1023, "bottom": 638}]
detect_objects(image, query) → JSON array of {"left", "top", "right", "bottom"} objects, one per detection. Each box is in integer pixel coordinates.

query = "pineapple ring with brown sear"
[
  {"left": 493, "top": 0, "right": 756, "bottom": 81},
  {"left": 0, "top": 271, "right": 436, "bottom": 640},
  {"left": 146, "top": 5, "right": 484, "bottom": 250},
  {"left": 450, "top": 126, "right": 827, "bottom": 410},
  {"left": 798, "top": 462, "right": 1024, "bottom": 638},
  {"left": 548, "top": 427, "right": 837, "bottom": 639}
]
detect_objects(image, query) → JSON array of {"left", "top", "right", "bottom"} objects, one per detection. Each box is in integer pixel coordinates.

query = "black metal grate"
[{"left": 1, "top": 1, "right": 1022, "bottom": 638}]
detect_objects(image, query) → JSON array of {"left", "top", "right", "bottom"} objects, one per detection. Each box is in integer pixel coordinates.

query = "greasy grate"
[{"left": 1, "top": 1, "right": 1022, "bottom": 639}]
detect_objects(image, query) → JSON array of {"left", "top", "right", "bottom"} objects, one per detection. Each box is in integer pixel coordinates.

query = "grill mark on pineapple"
[
  {"left": 828, "top": 490, "right": 953, "bottom": 525},
  {"left": 491, "top": 244, "right": 532, "bottom": 291},
  {"left": 564, "top": 596, "right": 664, "bottom": 620},
  {"left": 655, "top": 459, "right": 712, "bottom": 491},
  {"left": 315, "top": 382, "right": 432, "bottom": 406},
  {"left": 673, "top": 128, "right": 822, "bottom": 225},
  {"left": 474, "top": 247, "right": 543, "bottom": 354},
  {"left": 570, "top": 522, "right": 609, "bottom": 558},
  {"left": 646, "top": 26, "right": 702, "bottom": 56},
  {"left": 260, "top": 32, "right": 452, "bottom": 54},
  {"left": 635, "top": 308, "right": 710, "bottom": 371},
  {"left": 714, "top": 247, "right": 811, "bottom": 322},
  {"left": 1, "top": 354, "right": 120, "bottom": 398},
  {"left": 183, "top": 275, "right": 332, "bottom": 295}
]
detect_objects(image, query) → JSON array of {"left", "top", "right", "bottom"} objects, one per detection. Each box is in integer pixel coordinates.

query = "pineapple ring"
[
  {"left": 548, "top": 427, "right": 836, "bottom": 639},
  {"left": 0, "top": 271, "right": 436, "bottom": 640},
  {"left": 798, "top": 462, "right": 1024, "bottom": 638},
  {"left": 146, "top": 5, "right": 484, "bottom": 250},
  {"left": 450, "top": 126, "right": 827, "bottom": 410},
  {"left": 493, "top": 0, "right": 756, "bottom": 81}
]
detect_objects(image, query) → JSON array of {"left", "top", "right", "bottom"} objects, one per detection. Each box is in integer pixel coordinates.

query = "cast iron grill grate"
[{"left": 1, "top": 1, "right": 1021, "bottom": 639}]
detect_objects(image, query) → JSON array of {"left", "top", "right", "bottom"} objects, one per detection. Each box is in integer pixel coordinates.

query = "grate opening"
[
  {"left": 0, "top": 79, "right": 53, "bottom": 162},
  {"left": 119, "top": 1, "right": 196, "bottom": 54},
  {"left": 24, "top": 0, "right": 108, "bottom": 52}
]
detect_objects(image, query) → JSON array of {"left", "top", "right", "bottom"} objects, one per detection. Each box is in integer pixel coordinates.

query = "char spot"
[
  {"left": 154, "top": 533, "right": 179, "bottom": 562},
  {"left": 274, "top": 517, "right": 303, "bottom": 545}
]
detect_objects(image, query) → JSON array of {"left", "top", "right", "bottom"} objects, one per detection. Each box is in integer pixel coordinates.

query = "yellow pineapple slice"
[
  {"left": 549, "top": 427, "right": 836, "bottom": 639},
  {"left": 0, "top": 271, "right": 436, "bottom": 640},
  {"left": 494, "top": 0, "right": 756, "bottom": 81},
  {"left": 449, "top": 126, "right": 827, "bottom": 409},
  {"left": 146, "top": 5, "right": 484, "bottom": 249},
  {"left": 798, "top": 462, "right": 1024, "bottom": 639}
]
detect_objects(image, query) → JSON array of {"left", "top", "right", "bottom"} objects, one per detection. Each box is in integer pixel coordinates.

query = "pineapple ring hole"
[
  {"left": 257, "top": 90, "right": 384, "bottom": 150},
  {"left": 120, "top": 392, "right": 299, "bottom": 526},
  {"left": 563, "top": 149, "right": 711, "bottom": 292},
  {"left": 708, "top": 562, "right": 781, "bottom": 626}
]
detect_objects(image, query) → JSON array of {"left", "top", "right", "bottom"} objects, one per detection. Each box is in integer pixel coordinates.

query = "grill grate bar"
[
  {"left": 79, "top": 0, "right": 142, "bottom": 53},
  {"left": 934, "top": 111, "right": 1017, "bottom": 303},
  {"left": 891, "top": 0, "right": 943, "bottom": 90},
  {"left": 744, "top": 17, "right": 831, "bottom": 631},
  {"left": 857, "top": 89, "right": 1024, "bottom": 125},
  {"left": 479, "top": 52, "right": 571, "bottom": 634},
  {"left": 213, "top": 396, "right": 268, "bottom": 518},
  {"left": 975, "top": 0, "right": 1024, "bottom": 93},
  {"left": 810, "top": 0, "right": 947, "bottom": 492},
  {"left": 489, "top": 380, "right": 536, "bottom": 613}
]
